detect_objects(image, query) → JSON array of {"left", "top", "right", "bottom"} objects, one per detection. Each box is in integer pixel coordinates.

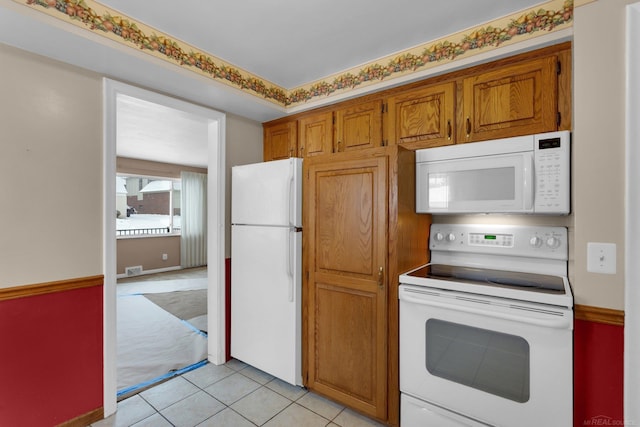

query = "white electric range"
[{"left": 399, "top": 223, "right": 573, "bottom": 427}]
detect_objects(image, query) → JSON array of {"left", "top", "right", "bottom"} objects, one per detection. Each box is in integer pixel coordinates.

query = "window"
[{"left": 116, "top": 175, "right": 181, "bottom": 236}]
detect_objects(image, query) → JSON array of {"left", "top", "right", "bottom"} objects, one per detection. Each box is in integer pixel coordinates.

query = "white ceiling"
[
  {"left": 0, "top": 0, "right": 553, "bottom": 168},
  {"left": 98, "top": 0, "right": 547, "bottom": 88},
  {"left": 116, "top": 94, "right": 210, "bottom": 168}
]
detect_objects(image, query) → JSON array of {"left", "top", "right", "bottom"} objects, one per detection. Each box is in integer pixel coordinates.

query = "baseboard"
[
  {"left": 0, "top": 275, "right": 103, "bottom": 302},
  {"left": 116, "top": 265, "right": 182, "bottom": 279},
  {"left": 575, "top": 304, "right": 625, "bottom": 326},
  {"left": 56, "top": 407, "right": 104, "bottom": 427}
]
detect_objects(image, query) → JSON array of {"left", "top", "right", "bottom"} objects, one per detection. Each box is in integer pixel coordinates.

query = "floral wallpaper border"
[{"left": 18, "top": 0, "right": 573, "bottom": 108}]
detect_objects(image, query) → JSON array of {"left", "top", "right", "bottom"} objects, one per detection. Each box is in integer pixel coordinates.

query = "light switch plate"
[{"left": 587, "top": 242, "right": 617, "bottom": 274}]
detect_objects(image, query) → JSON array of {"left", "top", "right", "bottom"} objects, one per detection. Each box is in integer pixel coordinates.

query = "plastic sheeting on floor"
[{"left": 117, "top": 294, "right": 208, "bottom": 392}]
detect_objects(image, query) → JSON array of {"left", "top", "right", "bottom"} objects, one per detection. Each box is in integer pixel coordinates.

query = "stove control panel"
[{"left": 430, "top": 224, "right": 568, "bottom": 260}]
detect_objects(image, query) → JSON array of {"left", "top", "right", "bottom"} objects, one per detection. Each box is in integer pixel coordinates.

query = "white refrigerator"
[{"left": 231, "top": 158, "right": 302, "bottom": 386}]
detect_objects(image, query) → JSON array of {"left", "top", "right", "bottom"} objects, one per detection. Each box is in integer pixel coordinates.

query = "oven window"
[{"left": 425, "top": 319, "right": 530, "bottom": 403}]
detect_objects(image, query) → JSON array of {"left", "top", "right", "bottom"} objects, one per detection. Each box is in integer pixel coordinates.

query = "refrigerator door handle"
[
  {"left": 288, "top": 164, "right": 295, "bottom": 227},
  {"left": 287, "top": 227, "right": 294, "bottom": 302}
]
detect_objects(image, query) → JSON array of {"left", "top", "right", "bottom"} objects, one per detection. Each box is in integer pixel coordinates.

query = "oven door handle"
[{"left": 401, "top": 290, "right": 572, "bottom": 329}]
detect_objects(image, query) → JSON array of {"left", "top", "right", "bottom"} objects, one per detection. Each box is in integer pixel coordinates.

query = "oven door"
[{"left": 399, "top": 284, "right": 573, "bottom": 427}]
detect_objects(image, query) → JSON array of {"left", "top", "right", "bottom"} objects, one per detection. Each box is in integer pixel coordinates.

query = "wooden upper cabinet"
[
  {"left": 305, "top": 151, "right": 388, "bottom": 421},
  {"left": 335, "top": 99, "right": 383, "bottom": 152},
  {"left": 263, "top": 120, "right": 297, "bottom": 161},
  {"left": 299, "top": 111, "right": 334, "bottom": 157},
  {"left": 387, "top": 82, "right": 456, "bottom": 149},
  {"left": 461, "top": 56, "right": 558, "bottom": 142}
]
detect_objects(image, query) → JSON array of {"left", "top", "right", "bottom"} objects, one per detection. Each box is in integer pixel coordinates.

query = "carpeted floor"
[{"left": 143, "top": 289, "right": 207, "bottom": 325}]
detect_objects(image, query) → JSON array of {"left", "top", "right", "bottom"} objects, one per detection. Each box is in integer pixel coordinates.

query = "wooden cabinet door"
[
  {"left": 299, "top": 111, "right": 334, "bottom": 157},
  {"left": 335, "top": 100, "right": 383, "bottom": 152},
  {"left": 387, "top": 82, "right": 455, "bottom": 149},
  {"left": 263, "top": 120, "right": 297, "bottom": 161},
  {"left": 461, "top": 56, "right": 558, "bottom": 142},
  {"left": 305, "top": 152, "right": 388, "bottom": 420}
]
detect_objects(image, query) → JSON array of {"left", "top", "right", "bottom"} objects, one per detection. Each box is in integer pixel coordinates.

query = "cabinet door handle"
[
  {"left": 377, "top": 266, "right": 384, "bottom": 289},
  {"left": 465, "top": 117, "right": 471, "bottom": 138},
  {"left": 447, "top": 120, "right": 452, "bottom": 140}
]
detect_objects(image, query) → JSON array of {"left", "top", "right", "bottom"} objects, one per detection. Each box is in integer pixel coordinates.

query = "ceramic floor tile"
[
  {"left": 92, "top": 394, "right": 156, "bottom": 427},
  {"left": 238, "top": 365, "right": 275, "bottom": 385},
  {"left": 297, "top": 392, "right": 345, "bottom": 421},
  {"left": 195, "top": 408, "right": 255, "bottom": 427},
  {"left": 333, "top": 408, "right": 386, "bottom": 427},
  {"left": 182, "top": 362, "right": 235, "bottom": 388},
  {"left": 203, "top": 372, "right": 261, "bottom": 405},
  {"left": 224, "top": 358, "right": 248, "bottom": 372},
  {"left": 130, "top": 412, "right": 173, "bottom": 427},
  {"left": 263, "top": 402, "right": 330, "bottom": 427},
  {"left": 140, "top": 376, "right": 200, "bottom": 411},
  {"left": 161, "top": 391, "right": 226, "bottom": 427},
  {"left": 230, "top": 387, "right": 292, "bottom": 426},
  {"left": 264, "top": 378, "right": 307, "bottom": 401}
]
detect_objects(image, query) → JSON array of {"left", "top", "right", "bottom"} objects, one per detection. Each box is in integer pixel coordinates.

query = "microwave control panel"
[{"left": 534, "top": 131, "right": 570, "bottom": 214}]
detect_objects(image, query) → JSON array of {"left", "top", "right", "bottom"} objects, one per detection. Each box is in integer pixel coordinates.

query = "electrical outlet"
[
  {"left": 587, "top": 242, "right": 616, "bottom": 274},
  {"left": 162, "top": 253, "right": 168, "bottom": 261}
]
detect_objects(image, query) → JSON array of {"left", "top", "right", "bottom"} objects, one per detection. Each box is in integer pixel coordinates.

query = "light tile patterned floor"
[{"left": 91, "top": 359, "right": 387, "bottom": 427}]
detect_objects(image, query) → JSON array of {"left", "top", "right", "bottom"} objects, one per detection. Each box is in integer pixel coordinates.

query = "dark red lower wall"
[
  {"left": 0, "top": 285, "right": 103, "bottom": 427},
  {"left": 574, "top": 319, "right": 624, "bottom": 426},
  {"left": 226, "top": 257, "right": 231, "bottom": 361}
]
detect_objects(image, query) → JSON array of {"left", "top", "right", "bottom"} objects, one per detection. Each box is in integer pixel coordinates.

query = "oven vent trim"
[{"left": 507, "top": 303, "right": 566, "bottom": 317}]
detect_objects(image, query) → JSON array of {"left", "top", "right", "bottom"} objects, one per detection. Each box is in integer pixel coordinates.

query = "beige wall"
[
  {"left": 0, "top": 42, "right": 264, "bottom": 288},
  {"left": 438, "top": 0, "right": 632, "bottom": 311},
  {"left": 2, "top": 1, "right": 630, "bottom": 308},
  {"left": 116, "top": 235, "right": 180, "bottom": 274},
  {"left": 0, "top": 43, "right": 103, "bottom": 288},
  {"left": 225, "top": 113, "right": 264, "bottom": 257},
  {"left": 572, "top": 0, "right": 632, "bottom": 309}
]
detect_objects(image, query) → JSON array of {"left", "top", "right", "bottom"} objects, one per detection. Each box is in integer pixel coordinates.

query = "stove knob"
[
  {"left": 434, "top": 232, "right": 444, "bottom": 242},
  {"left": 529, "top": 236, "right": 542, "bottom": 248},
  {"left": 546, "top": 236, "right": 561, "bottom": 249},
  {"left": 446, "top": 233, "right": 456, "bottom": 242}
]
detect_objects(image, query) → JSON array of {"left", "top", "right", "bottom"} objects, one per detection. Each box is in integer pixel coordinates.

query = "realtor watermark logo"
[{"left": 584, "top": 415, "right": 636, "bottom": 426}]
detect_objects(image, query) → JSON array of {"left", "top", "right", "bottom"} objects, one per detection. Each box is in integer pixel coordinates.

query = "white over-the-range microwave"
[{"left": 416, "top": 130, "right": 570, "bottom": 215}]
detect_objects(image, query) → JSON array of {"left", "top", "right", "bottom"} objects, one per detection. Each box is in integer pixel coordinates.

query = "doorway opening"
[{"left": 103, "top": 79, "right": 226, "bottom": 416}]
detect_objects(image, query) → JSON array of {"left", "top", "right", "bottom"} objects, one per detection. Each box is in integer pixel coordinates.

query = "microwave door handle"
[{"left": 524, "top": 154, "right": 535, "bottom": 211}]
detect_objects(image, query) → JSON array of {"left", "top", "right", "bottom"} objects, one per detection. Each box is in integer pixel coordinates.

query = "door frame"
[
  {"left": 102, "top": 79, "right": 226, "bottom": 416},
  {"left": 625, "top": 3, "right": 640, "bottom": 423}
]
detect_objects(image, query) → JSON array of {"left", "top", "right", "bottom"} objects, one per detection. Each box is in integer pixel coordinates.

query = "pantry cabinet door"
[{"left": 305, "top": 152, "right": 388, "bottom": 420}]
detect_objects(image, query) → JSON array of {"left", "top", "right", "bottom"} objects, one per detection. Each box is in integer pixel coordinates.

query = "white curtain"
[{"left": 180, "top": 171, "right": 207, "bottom": 268}]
